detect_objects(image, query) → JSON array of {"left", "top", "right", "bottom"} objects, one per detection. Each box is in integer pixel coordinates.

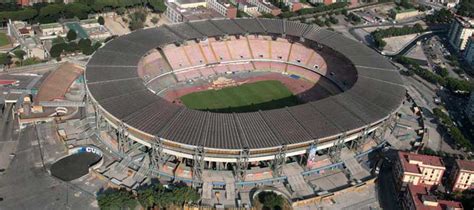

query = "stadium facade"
[{"left": 85, "top": 18, "right": 405, "bottom": 185}]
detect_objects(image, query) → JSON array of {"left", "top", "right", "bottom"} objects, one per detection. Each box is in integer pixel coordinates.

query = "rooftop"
[
  {"left": 408, "top": 184, "right": 463, "bottom": 210},
  {"left": 398, "top": 151, "right": 445, "bottom": 174},
  {"left": 39, "top": 23, "right": 62, "bottom": 29},
  {"left": 455, "top": 16, "right": 474, "bottom": 28},
  {"left": 35, "top": 62, "right": 83, "bottom": 103},
  {"left": 456, "top": 159, "right": 474, "bottom": 172}
]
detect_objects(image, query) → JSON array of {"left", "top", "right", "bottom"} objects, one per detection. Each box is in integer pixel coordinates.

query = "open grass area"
[
  {"left": 0, "top": 33, "right": 10, "bottom": 47},
  {"left": 180, "top": 80, "right": 300, "bottom": 113}
]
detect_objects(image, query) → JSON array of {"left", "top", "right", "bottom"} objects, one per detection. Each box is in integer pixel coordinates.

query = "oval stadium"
[{"left": 85, "top": 18, "right": 405, "bottom": 201}]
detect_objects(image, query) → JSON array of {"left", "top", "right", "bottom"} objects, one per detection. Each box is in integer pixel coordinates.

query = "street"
[{"left": 0, "top": 125, "right": 98, "bottom": 210}]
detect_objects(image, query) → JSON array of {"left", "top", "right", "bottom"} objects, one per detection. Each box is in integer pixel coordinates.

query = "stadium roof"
[{"left": 85, "top": 18, "right": 405, "bottom": 150}]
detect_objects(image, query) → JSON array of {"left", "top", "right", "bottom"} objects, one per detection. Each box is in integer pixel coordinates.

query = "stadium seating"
[
  {"left": 210, "top": 39, "right": 233, "bottom": 62},
  {"left": 137, "top": 50, "right": 172, "bottom": 82},
  {"left": 142, "top": 35, "right": 333, "bottom": 89},
  {"left": 288, "top": 43, "right": 313, "bottom": 65},
  {"left": 199, "top": 38, "right": 219, "bottom": 64},
  {"left": 183, "top": 41, "right": 207, "bottom": 66},
  {"left": 163, "top": 45, "right": 192, "bottom": 69},
  {"left": 247, "top": 35, "right": 270, "bottom": 59},
  {"left": 226, "top": 36, "right": 252, "bottom": 60}
]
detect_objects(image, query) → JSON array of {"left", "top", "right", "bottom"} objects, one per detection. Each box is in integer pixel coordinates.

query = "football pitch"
[{"left": 180, "top": 80, "right": 300, "bottom": 113}]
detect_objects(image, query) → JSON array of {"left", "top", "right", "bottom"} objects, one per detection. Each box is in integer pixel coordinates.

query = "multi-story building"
[
  {"left": 402, "top": 184, "right": 463, "bottom": 210},
  {"left": 238, "top": 2, "right": 259, "bottom": 14},
  {"left": 164, "top": 0, "right": 236, "bottom": 23},
  {"left": 450, "top": 159, "right": 474, "bottom": 192},
  {"left": 247, "top": 0, "right": 281, "bottom": 16},
  {"left": 393, "top": 151, "right": 446, "bottom": 191},
  {"left": 448, "top": 16, "right": 474, "bottom": 51},
  {"left": 285, "top": 0, "right": 302, "bottom": 12},
  {"left": 206, "top": 0, "right": 237, "bottom": 18},
  {"left": 465, "top": 36, "right": 474, "bottom": 68}
]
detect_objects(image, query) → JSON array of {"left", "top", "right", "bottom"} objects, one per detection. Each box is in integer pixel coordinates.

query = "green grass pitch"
[{"left": 180, "top": 80, "right": 300, "bottom": 113}]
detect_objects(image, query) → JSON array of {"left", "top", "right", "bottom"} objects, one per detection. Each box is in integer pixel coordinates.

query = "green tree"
[
  {"left": 0, "top": 53, "right": 12, "bottom": 66},
  {"left": 13, "top": 49, "right": 27, "bottom": 65},
  {"left": 0, "top": 8, "right": 37, "bottom": 22},
  {"left": 98, "top": 16, "right": 105, "bottom": 25},
  {"left": 97, "top": 188, "right": 137, "bottom": 210},
  {"left": 64, "top": 2, "right": 91, "bottom": 19},
  {"left": 148, "top": 0, "right": 167, "bottom": 13},
  {"left": 150, "top": 16, "right": 159, "bottom": 25},
  {"left": 171, "top": 185, "right": 200, "bottom": 206},
  {"left": 50, "top": 43, "right": 66, "bottom": 58},
  {"left": 67, "top": 29, "right": 77, "bottom": 41},
  {"left": 116, "top": 7, "right": 126, "bottom": 15},
  {"left": 258, "top": 191, "right": 285, "bottom": 209},
  {"left": 78, "top": 38, "right": 92, "bottom": 50}
]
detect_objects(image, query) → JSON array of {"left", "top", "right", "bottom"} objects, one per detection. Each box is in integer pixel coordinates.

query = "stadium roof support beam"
[
  {"left": 192, "top": 145, "right": 205, "bottom": 188},
  {"left": 374, "top": 114, "right": 396, "bottom": 144},
  {"left": 273, "top": 144, "right": 287, "bottom": 177},
  {"left": 149, "top": 136, "right": 164, "bottom": 177},
  {"left": 329, "top": 133, "right": 346, "bottom": 163},
  {"left": 236, "top": 147, "right": 249, "bottom": 182},
  {"left": 351, "top": 126, "right": 370, "bottom": 154},
  {"left": 118, "top": 121, "right": 129, "bottom": 154}
]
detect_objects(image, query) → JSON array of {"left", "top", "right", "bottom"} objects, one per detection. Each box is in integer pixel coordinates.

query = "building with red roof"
[
  {"left": 402, "top": 184, "right": 463, "bottom": 210},
  {"left": 450, "top": 159, "right": 474, "bottom": 192},
  {"left": 394, "top": 151, "right": 446, "bottom": 191}
]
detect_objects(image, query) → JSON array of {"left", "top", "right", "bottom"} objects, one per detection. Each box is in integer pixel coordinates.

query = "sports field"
[{"left": 180, "top": 80, "right": 300, "bottom": 113}]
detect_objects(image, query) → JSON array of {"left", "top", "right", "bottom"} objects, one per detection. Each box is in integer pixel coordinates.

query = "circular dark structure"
[
  {"left": 85, "top": 18, "right": 405, "bottom": 162},
  {"left": 51, "top": 152, "right": 102, "bottom": 181}
]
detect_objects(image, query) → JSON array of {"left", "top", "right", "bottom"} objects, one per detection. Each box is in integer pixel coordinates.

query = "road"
[{"left": 0, "top": 125, "right": 98, "bottom": 209}]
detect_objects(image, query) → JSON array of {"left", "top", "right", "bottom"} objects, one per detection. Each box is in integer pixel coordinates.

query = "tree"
[
  {"left": 78, "top": 38, "right": 92, "bottom": 50},
  {"left": 171, "top": 185, "right": 200, "bottom": 206},
  {"left": 128, "top": 10, "right": 147, "bottom": 31},
  {"left": 258, "top": 191, "right": 285, "bottom": 209},
  {"left": 98, "top": 16, "right": 105, "bottom": 25},
  {"left": 148, "top": 0, "right": 167, "bottom": 13},
  {"left": 97, "top": 188, "right": 137, "bottom": 210},
  {"left": 13, "top": 50, "right": 26, "bottom": 66},
  {"left": 13, "top": 49, "right": 27, "bottom": 65},
  {"left": 0, "top": 53, "right": 12, "bottom": 66},
  {"left": 116, "top": 7, "right": 126, "bottom": 15},
  {"left": 64, "top": 2, "right": 91, "bottom": 19},
  {"left": 65, "top": 42, "right": 78, "bottom": 53},
  {"left": 0, "top": 8, "right": 37, "bottom": 22},
  {"left": 50, "top": 43, "right": 66, "bottom": 58},
  {"left": 151, "top": 16, "right": 159, "bottom": 25},
  {"left": 67, "top": 29, "right": 77, "bottom": 41}
]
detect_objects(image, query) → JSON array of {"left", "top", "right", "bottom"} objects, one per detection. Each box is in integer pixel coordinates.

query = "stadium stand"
[{"left": 85, "top": 18, "right": 405, "bottom": 153}]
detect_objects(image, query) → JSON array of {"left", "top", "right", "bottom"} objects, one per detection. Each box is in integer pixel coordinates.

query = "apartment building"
[
  {"left": 165, "top": 0, "right": 236, "bottom": 23},
  {"left": 402, "top": 184, "right": 463, "bottom": 210},
  {"left": 450, "top": 159, "right": 474, "bottom": 192},
  {"left": 206, "top": 0, "right": 237, "bottom": 18},
  {"left": 247, "top": 0, "right": 281, "bottom": 16},
  {"left": 448, "top": 16, "right": 474, "bottom": 51},
  {"left": 393, "top": 151, "right": 446, "bottom": 191}
]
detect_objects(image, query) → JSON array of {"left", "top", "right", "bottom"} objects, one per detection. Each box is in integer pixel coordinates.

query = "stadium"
[{"left": 85, "top": 18, "right": 405, "bottom": 200}]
